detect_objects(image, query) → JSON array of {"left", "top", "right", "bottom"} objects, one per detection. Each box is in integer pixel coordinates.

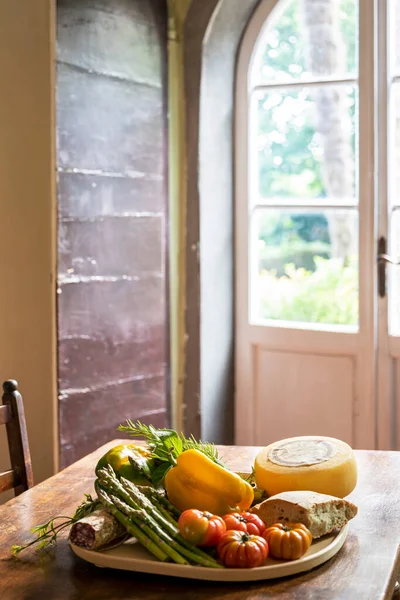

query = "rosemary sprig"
[
  {"left": 11, "top": 493, "right": 100, "bottom": 555},
  {"left": 117, "top": 421, "right": 226, "bottom": 486}
]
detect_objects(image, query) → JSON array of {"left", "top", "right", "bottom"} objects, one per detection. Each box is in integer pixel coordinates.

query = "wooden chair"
[{"left": 0, "top": 380, "right": 33, "bottom": 496}]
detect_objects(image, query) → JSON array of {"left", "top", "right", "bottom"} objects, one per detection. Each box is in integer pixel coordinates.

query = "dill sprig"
[
  {"left": 117, "top": 420, "right": 226, "bottom": 486},
  {"left": 11, "top": 493, "right": 100, "bottom": 555}
]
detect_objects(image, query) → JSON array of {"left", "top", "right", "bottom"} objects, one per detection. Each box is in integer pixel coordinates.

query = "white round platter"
[{"left": 70, "top": 523, "right": 348, "bottom": 582}]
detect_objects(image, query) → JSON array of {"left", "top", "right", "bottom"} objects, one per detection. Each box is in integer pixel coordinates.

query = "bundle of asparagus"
[{"left": 95, "top": 465, "right": 224, "bottom": 569}]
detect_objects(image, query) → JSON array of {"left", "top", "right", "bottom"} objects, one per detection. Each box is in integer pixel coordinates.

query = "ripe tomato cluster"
[{"left": 178, "top": 509, "right": 312, "bottom": 568}]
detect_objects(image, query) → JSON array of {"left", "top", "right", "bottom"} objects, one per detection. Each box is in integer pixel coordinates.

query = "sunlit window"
[{"left": 248, "top": 0, "right": 359, "bottom": 328}]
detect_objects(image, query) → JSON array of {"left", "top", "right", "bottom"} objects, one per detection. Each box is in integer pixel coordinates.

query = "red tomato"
[
  {"left": 217, "top": 530, "right": 269, "bottom": 568},
  {"left": 178, "top": 509, "right": 226, "bottom": 547},
  {"left": 222, "top": 512, "right": 266, "bottom": 536}
]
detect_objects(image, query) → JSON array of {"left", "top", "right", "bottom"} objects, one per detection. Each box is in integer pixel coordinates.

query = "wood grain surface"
[{"left": 0, "top": 441, "right": 399, "bottom": 600}]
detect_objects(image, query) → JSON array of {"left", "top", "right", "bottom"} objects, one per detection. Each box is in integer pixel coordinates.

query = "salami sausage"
[{"left": 69, "top": 509, "right": 125, "bottom": 550}]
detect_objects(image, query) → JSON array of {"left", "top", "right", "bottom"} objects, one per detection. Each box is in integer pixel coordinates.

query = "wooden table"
[{"left": 1, "top": 441, "right": 399, "bottom": 600}]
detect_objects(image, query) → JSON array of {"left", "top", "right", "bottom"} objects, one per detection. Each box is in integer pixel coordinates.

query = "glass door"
[
  {"left": 235, "top": 0, "right": 376, "bottom": 448},
  {"left": 250, "top": 0, "right": 359, "bottom": 332}
]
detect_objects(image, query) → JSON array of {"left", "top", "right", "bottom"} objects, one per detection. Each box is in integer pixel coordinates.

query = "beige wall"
[{"left": 0, "top": 0, "right": 57, "bottom": 496}]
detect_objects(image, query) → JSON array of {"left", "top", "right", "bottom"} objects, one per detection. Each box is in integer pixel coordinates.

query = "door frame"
[{"left": 376, "top": 0, "right": 400, "bottom": 450}]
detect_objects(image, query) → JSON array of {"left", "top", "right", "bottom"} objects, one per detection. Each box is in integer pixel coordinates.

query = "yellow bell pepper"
[{"left": 164, "top": 449, "right": 254, "bottom": 515}]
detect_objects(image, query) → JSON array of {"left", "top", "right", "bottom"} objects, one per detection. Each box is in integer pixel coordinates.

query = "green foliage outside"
[
  {"left": 258, "top": 0, "right": 356, "bottom": 199},
  {"left": 259, "top": 240, "right": 330, "bottom": 276},
  {"left": 256, "top": 0, "right": 359, "bottom": 326},
  {"left": 259, "top": 256, "right": 358, "bottom": 326}
]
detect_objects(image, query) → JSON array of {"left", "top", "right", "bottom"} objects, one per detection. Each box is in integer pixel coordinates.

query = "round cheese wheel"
[{"left": 254, "top": 436, "right": 357, "bottom": 498}]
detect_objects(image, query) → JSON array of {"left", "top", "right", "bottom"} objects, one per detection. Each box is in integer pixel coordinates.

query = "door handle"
[
  {"left": 377, "top": 254, "right": 400, "bottom": 265},
  {"left": 377, "top": 236, "right": 400, "bottom": 298}
]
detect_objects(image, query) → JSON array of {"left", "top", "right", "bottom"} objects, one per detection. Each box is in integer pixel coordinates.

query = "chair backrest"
[{"left": 0, "top": 380, "right": 33, "bottom": 496}]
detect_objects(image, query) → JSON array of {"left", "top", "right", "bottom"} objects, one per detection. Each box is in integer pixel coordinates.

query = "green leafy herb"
[
  {"left": 245, "top": 467, "right": 256, "bottom": 485},
  {"left": 150, "top": 462, "right": 174, "bottom": 488},
  {"left": 242, "top": 469, "right": 268, "bottom": 506},
  {"left": 117, "top": 420, "right": 226, "bottom": 477},
  {"left": 11, "top": 493, "right": 100, "bottom": 555}
]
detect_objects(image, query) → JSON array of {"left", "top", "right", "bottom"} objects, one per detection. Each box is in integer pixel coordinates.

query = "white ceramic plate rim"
[{"left": 70, "top": 523, "right": 349, "bottom": 582}]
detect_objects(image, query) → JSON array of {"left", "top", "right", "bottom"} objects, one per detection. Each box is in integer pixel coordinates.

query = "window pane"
[
  {"left": 390, "top": 82, "right": 400, "bottom": 209},
  {"left": 254, "top": 86, "right": 358, "bottom": 203},
  {"left": 251, "top": 208, "right": 359, "bottom": 328},
  {"left": 253, "top": 0, "right": 357, "bottom": 85},
  {"left": 389, "top": 210, "right": 400, "bottom": 335},
  {"left": 390, "top": 0, "right": 400, "bottom": 77}
]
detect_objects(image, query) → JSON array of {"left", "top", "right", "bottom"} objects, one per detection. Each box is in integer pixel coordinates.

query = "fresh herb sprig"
[
  {"left": 245, "top": 467, "right": 256, "bottom": 485},
  {"left": 117, "top": 421, "right": 226, "bottom": 486},
  {"left": 11, "top": 493, "right": 100, "bottom": 555},
  {"left": 244, "top": 468, "right": 268, "bottom": 505}
]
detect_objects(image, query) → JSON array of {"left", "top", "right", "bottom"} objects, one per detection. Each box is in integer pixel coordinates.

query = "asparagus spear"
[
  {"left": 120, "top": 478, "right": 220, "bottom": 561},
  {"left": 128, "top": 455, "right": 153, "bottom": 483},
  {"left": 109, "top": 492, "right": 223, "bottom": 569},
  {"left": 120, "top": 477, "right": 179, "bottom": 533},
  {"left": 104, "top": 469, "right": 220, "bottom": 563},
  {"left": 135, "top": 484, "right": 180, "bottom": 527},
  {"left": 138, "top": 486, "right": 181, "bottom": 520},
  {"left": 96, "top": 486, "right": 168, "bottom": 562},
  {"left": 143, "top": 496, "right": 179, "bottom": 529},
  {"left": 107, "top": 492, "right": 189, "bottom": 565},
  {"left": 97, "top": 466, "right": 140, "bottom": 511},
  {"left": 97, "top": 466, "right": 224, "bottom": 568},
  {"left": 99, "top": 468, "right": 181, "bottom": 542}
]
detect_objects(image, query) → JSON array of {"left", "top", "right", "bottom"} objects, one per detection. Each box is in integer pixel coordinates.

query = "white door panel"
[{"left": 255, "top": 349, "right": 354, "bottom": 445}]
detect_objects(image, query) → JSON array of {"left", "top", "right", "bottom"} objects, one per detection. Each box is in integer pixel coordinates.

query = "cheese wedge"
[{"left": 254, "top": 436, "right": 357, "bottom": 498}]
